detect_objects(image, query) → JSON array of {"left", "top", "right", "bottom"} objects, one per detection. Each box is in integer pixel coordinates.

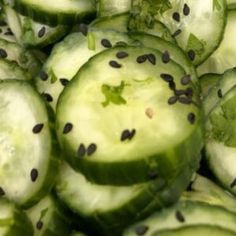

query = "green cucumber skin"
[{"left": 13, "top": 0, "right": 96, "bottom": 26}]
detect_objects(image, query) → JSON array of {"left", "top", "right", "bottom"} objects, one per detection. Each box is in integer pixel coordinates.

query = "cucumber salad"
[{"left": 0, "top": 0, "right": 236, "bottom": 235}]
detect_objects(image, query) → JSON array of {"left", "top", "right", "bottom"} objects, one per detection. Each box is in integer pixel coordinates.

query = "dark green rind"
[
  {"left": 151, "top": 225, "right": 236, "bottom": 236},
  {"left": 123, "top": 201, "right": 236, "bottom": 236},
  {"left": 56, "top": 164, "right": 194, "bottom": 236},
  {"left": 13, "top": 0, "right": 96, "bottom": 26}
]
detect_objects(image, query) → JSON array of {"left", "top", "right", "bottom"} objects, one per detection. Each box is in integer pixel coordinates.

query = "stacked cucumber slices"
[{"left": 0, "top": 0, "right": 236, "bottom": 235}]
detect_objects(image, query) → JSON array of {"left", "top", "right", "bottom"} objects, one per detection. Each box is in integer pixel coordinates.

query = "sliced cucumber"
[
  {"left": 13, "top": 0, "right": 96, "bottom": 26},
  {"left": 198, "top": 10, "right": 236, "bottom": 75},
  {"left": 181, "top": 174, "right": 236, "bottom": 213},
  {"left": 0, "top": 58, "right": 31, "bottom": 80},
  {"left": 0, "top": 198, "right": 33, "bottom": 236},
  {"left": 151, "top": 225, "right": 236, "bottom": 236},
  {"left": 36, "top": 29, "right": 197, "bottom": 111},
  {"left": 130, "top": 0, "right": 227, "bottom": 65},
  {"left": 123, "top": 201, "right": 236, "bottom": 236},
  {"left": 97, "top": 0, "right": 131, "bottom": 17},
  {"left": 0, "top": 80, "right": 59, "bottom": 207},
  {"left": 56, "top": 45, "right": 202, "bottom": 185},
  {"left": 56, "top": 162, "right": 193, "bottom": 234},
  {"left": 26, "top": 195, "right": 71, "bottom": 236},
  {"left": 206, "top": 85, "right": 236, "bottom": 195},
  {"left": 4, "top": 5, "right": 69, "bottom": 48}
]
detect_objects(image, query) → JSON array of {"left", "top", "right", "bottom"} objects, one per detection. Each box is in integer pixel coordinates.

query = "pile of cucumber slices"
[{"left": 0, "top": 0, "right": 236, "bottom": 235}]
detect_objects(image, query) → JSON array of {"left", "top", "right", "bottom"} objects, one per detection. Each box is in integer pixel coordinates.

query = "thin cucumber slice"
[
  {"left": 123, "top": 201, "right": 236, "bottom": 236},
  {"left": 206, "top": 85, "right": 236, "bottom": 195},
  {"left": 130, "top": 0, "right": 227, "bottom": 65},
  {"left": 181, "top": 174, "right": 236, "bottom": 213},
  {"left": 198, "top": 10, "right": 236, "bottom": 75},
  {"left": 199, "top": 73, "right": 221, "bottom": 99},
  {"left": 0, "top": 59, "right": 31, "bottom": 80},
  {"left": 151, "top": 225, "right": 236, "bottom": 236},
  {"left": 0, "top": 80, "right": 59, "bottom": 207},
  {"left": 56, "top": 46, "right": 202, "bottom": 185},
  {"left": 56, "top": 162, "right": 193, "bottom": 234},
  {"left": 0, "top": 198, "right": 33, "bottom": 236},
  {"left": 97, "top": 0, "right": 131, "bottom": 17},
  {"left": 13, "top": 0, "right": 96, "bottom": 26},
  {"left": 26, "top": 195, "right": 70, "bottom": 236},
  {"left": 36, "top": 29, "right": 197, "bottom": 111}
]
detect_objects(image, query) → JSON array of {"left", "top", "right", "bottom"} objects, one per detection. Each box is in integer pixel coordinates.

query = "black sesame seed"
[
  {"left": 0, "top": 20, "right": 7, "bottom": 26},
  {"left": 135, "top": 225, "right": 149, "bottom": 236},
  {"left": 116, "top": 51, "right": 128, "bottom": 59},
  {"left": 162, "top": 51, "right": 170, "bottom": 64},
  {"left": 217, "top": 89, "right": 223, "bottom": 98},
  {"left": 0, "top": 48, "right": 7, "bottom": 58},
  {"left": 0, "top": 187, "right": 5, "bottom": 196},
  {"left": 160, "top": 73, "right": 174, "bottom": 83},
  {"left": 36, "top": 220, "right": 43, "bottom": 230},
  {"left": 42, "top": 93, "right": 53, "bottom": 102},
  {"left": 129, "top": 129, "right": 136, "bottom": 140},
  {"left": 109, "top": 60, "right": 122, "bottom": 68},
  {"left": 38, "top": 70, "right": 48, "bottom": 81},
  {"left": 121, "top": 130, "right": 131, "bottom": 141},
  {"left": 4, "top": 30, "right": 14, "bottom": 36},
  {"left": 172, "top": 12, "right": 180, "bottom": 22},
  {"left": 175, "top": 89, "right": 186, "bottom": 96},
  {"left": 148, "top": 170, "right": 159, "bottom": 180},
  {"left": 30, "top": 169, "right": 39, "bottom": 182},
  {"left": 87, "top": 143, "right": 97, "bottom": 156},
  {"left": 176, "top": 210, "right": 185, "bottom": 222},
  {"left": 169, "top": 81, "right": 176, "bottom": 91},
  {"left": 181, "top": 75, "right": 191, "bottom": 85},
  {"left": 188, "top": 50, "right": 195, "bottom": 61},
  {"left": 230, "top": 178, "right": 236, "bottom": 188},
  {"left": 60, "top": 78, "right": 69, "bottom": 86},
  {"left": 32, "top": 124, "right": 44, "bottom": 134},
  {"left": 78, "top": 144, "right": 86, "bottom": 158},
  {"left": 183, "top": 3, "right": 190, "bottom": 16},
  {"left": 188, "top": 112, "right": 195, "bottom": 124},
  {"left": 78, "top": 23, "right": 88, "bottom": 36},
  {"left": 168, "top": 96, "right": 178, "bottom": 105},
  {"left": 136, "top": 55, "right": 147, "bottom": 64},
  {"left": 63, "top": 123, "right": 73, "bottom": 134},
  {"left": 147, "top": 53, "right": 156, "bottom": 65},
  {"left": 101, "top": 39, "right": 112, "bottom": 48},
  {"left": 185, "top": 88, "right": 193, "bottom": 97},
  {"left": 179, "top": 96, "right": 192, "bottom": 104},
  {"left": 172, "top": 29, "right": 182, "bottom": 37},
  {"left": 38, "top": 26, "right": 46, "bottom": 38}
]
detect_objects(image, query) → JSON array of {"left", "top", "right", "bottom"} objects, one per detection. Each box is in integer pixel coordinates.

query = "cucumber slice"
[
  {"left": 123, "top": 201, "right": 236, "bottom": 236},
  {"left": 198, "top": 10, "right": 236, "bottom": 75},
  {"left": 56, "top": 162, "right": 193, "bottom": 234},
  {"left": 13, "top": 0, "right": 96, "bottom": 26},
  {"left": 206, "top": 85, "right": 236, "bottom": 195},
  {"left": 129, "top": 0, "right": 227, "bottom": 65},
  {"left": 0, "top": 80, "right": 59, "bottom": 207},
  {"left": 56, "top": 46, "right": 202, "bottom": 185},
  {"left": 97, "top": 0, "right": 131, "bottom": 17},
  {"left": 151, "top": 225, "right": 236, "bottom": 236},
  {"left": 4, "top": 5, "right": 69, "bottom": 48},
  {"left": 199, "top": 73, "right": 221, "bottom": 99},
  {"left": 26, "top": 195, "right": 71, "bottom": 236},
  {"left": 0, "top": 198, "right": 33, "bottom": 235},
  {"left": 181, "top": 174, "right": 236, "bottom": 213},
  {"left": 36, "top": 29, "right": 197, "bottom": 111},
  {"left": 0, "top": 59, "right": 31, "bottom": 80}
]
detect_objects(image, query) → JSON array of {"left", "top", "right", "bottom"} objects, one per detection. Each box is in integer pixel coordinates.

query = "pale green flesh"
[
  {"left": 152, "top": 225, "right": 236, "bottom": 236},
  {"left": 154, "top": 0, "right": 226, "bottom": 65},
  {"left": 123, "top": 201, "right": 236, "bottom": 236},
  {"left": 0, "top": 80, "right": 52, "bottom": 205},
  {"left": 57, "top": 46, "right": 198, "bottom": 163},
  {"left": 198, "top": 10, "right": 236, "bottom": 75}
]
